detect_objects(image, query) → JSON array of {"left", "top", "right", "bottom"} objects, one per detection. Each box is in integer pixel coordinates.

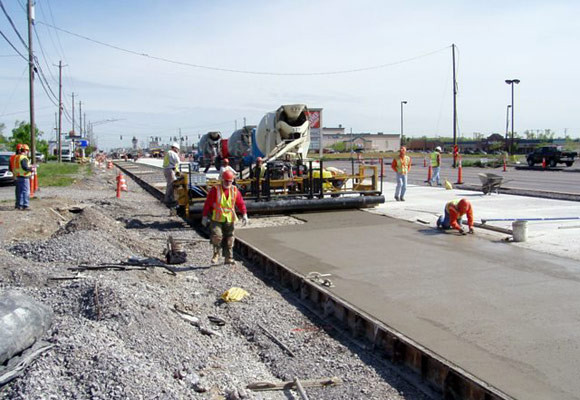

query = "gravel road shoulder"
[{"left": 0, "top": 166, "right": 426, "bottom": 399}]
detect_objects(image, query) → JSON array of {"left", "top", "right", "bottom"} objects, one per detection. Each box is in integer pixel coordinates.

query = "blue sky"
[{"left": 1, "top": 0, "right": 579, "bottom": 150}]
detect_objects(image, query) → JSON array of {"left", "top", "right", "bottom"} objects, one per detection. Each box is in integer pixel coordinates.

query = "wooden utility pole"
[
  {"left": 79, "top": 101, "right": 82, "bottom": 136},
  {"left": 452, "top": 43, "right": 457, "bottom": 168},
  {"left": 56, "top": 60, "right": 65, "bottom": 162},
  {"left": 27, "top": 0, "right": 36, "bottom": 163},
  {"left": 71, "top": 92, "right": 75, "bottom": 134}
]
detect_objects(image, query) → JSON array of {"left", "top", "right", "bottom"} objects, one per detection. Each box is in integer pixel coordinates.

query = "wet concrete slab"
[{"left": 238, "top": 210, "right": 580, "bottom": 400}]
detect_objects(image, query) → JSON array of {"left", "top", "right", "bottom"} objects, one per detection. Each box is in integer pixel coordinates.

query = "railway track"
[{"left": 115, "top": 160, "right": 514, "bottom": 400}]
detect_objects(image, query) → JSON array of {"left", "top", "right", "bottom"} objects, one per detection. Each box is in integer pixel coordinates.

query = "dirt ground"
[{"left": 0, "top": 166, "right": 426, "bottom": 399}]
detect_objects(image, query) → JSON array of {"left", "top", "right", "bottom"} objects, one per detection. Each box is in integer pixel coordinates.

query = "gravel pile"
[{"left": 0, "top": 164, "right": 425, "bottom": 400}]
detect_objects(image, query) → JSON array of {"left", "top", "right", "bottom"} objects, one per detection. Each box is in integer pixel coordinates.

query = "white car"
[
  {"left": 35, "top": 152, "right": 46, "bottom": 163},
  {"left": 0, "top": 151, "right": 15, "bottom": 184}
]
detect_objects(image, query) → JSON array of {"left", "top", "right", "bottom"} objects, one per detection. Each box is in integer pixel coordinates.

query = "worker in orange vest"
[
  {"left": 391, "top": 146, "right": 412, "bottom": 201},
  {"left": 201, "top": 170, "right": 248, "bottom": 265},
  {"left": 437, "top": 198, "right": 474, "bottom": 235},
  {"left": 13, "top": 144, "right": 35, "bottom": 211},
  {"left": 9, "top": 144, "right": 23, "bottom": 209}
]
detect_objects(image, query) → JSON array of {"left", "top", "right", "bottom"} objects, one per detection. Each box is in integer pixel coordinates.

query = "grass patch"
[{"left": 37, "top": 162, "right": 89, "bottom": 187}]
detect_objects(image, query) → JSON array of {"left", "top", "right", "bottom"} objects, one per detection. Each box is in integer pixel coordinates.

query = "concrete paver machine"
[{"left": 176, "top": 105, "right": 385, "bottom": 218}]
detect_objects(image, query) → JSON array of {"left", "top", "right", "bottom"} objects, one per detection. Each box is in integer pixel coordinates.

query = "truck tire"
[
  {"left": 527, "top": 159, "right": 534, "bottom": 167},
  {"left": 549, "top": 159, "right": 557, "bottom": 168},
  {"left": 566, "top": 162, "right": 573, "bottom": 167}
]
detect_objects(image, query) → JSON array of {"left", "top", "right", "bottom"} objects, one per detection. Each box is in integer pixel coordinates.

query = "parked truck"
[{"left": 526, "top": 146, "right": 577, "bottom": 168}]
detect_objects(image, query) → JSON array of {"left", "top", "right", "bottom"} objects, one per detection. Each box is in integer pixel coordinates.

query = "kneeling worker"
[
  {"left": 201, "top": 170, "right": 248, "bottom": 264},
  {"left": 437, "top": 198, "right": 474, "bottom": 235}
]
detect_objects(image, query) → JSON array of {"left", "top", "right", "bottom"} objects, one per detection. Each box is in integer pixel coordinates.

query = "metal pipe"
[{"left": 481, "top": 217, "right": 580, "bottom": 223}]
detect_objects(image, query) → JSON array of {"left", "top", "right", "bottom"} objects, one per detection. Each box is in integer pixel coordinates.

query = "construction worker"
[
  {"left": 163, "top": 143, "right": 180, "bottom": 205},
  {"left": 429, "top": 146, "right": 442, "bottom": 186},
  {"left": 437, "top": 198, "right": 474, "bottom": 235},
  {"left": 218, "top": 158, "right": 237, "bottom": 180},
  {"left": 9, "top": 144, "right": 23, "bottom": 209},
  {"left": 391, "top": 146, "right": 412, "bottom": 201},
  {"left": 13, "top": 144, "right": 35, "bottom": 211},
  {"left": 201, "top": 170, "right": 248, "bottom": 265}
]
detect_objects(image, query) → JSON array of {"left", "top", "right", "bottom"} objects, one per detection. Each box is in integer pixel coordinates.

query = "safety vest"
[
  {"left": 13, "top": 155, "right": 31, "bottom": 177},
  {"left": 445, "top": 199, "right": 461, "bottom": 214},
  {"left": 211, "top": 185, "right": 238, "bottom": 223},
  {"left": 395, "top": 156, "right": 411, "bottom": 174},
  {"left": 163, "top": 152, "right": 171, "bottom": 168},
  {"left": 431, "top": 152, "right": 440, "bottom": 167}
]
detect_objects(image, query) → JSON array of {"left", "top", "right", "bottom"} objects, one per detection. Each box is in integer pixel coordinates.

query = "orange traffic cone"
[
  {"left": 503, "top": 157, "right": 507, "bottom": 172},
  {"left": 456, "top": 156, "right": 464, "bottom": 184},
  {"left": 34, "top": 172, "right": 39, "bottom": 191},
  {"left": 116, "top": 173, "right": 128, "bottom": 198},
  {"left": 542, "top": 157, "right": 547, "bottom": 169},
  {"left": 30, "top": 174, "right": 35, "bottom": 198},
  {"left": 427, "top": 164, "right": 432, "bottom": 183}
]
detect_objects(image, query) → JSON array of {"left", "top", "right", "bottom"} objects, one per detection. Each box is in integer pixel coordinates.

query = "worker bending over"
[
  {"left": 201, "top": 170, "right": 248, "bottom": 264},
  {"left": 437, "top": 198, "right": 474, "bottom": 235}
]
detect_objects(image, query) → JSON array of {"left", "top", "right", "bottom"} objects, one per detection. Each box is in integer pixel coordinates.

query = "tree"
[{"left": 10, "top": 121, "right": 48, "bottom": 154}]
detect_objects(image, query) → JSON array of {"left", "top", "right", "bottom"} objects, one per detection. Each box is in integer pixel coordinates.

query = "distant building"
[{"left": 322, "top": 128, "right": 400, "bottom": 152}]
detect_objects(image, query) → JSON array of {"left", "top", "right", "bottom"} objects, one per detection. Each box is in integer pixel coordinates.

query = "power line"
[
  {"left": 0, "top": 28, "right": 27, "bottom": 61},
  {"left": 0, "top": 0, "right": 28, "bottom": 50},
  {"left": 36, "top": 21, "right": 450, "bottom": 76},
  {"left": 33, "top": 24, "right": 59, "bottom": 86}
]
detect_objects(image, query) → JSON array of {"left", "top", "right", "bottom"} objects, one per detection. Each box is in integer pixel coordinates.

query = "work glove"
[
  {"left": 201, "top": 216, "right": 209, "bottom": 227},
  {"left": 242, "top": 214, "right": 249, "bottom": 226},
  {"left": 468, "top": 228, "right": 474, "bottom": 234}
]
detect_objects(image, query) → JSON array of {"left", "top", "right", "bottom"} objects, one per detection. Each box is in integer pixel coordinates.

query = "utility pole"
[
  {"left": 79, "top": 101, "right": 82, "bottom": 136},
  {"left": 71, "top": 92, "right": 75, "bottom": 134},
  {"left": 27, "top": 0, "right": 36, "bottom": 163},
  {"left": 55, "top": 60, "right": 66, "bottom": 162},
  {"left": 452, "top": 43, "right": 458, "bottom": 168}
]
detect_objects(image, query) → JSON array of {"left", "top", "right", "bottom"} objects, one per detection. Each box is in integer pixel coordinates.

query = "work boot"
[
  {"left": 225, "top": 257, "right": 235, "bottom": 265},
  {"left": 211, "top": 250, "right": 220, "bottom": 264},
  {"left": 394, "top": 196, "right": 400, "bottom": 201},
  {"left": 400, "top": 197, "right": 405, "bottom": 201}
]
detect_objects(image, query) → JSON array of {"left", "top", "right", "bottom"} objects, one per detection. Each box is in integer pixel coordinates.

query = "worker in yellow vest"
[
  {"left": 201, "top": 170, "right": 249, "bottom": 265},
  {"left": 9, "top": 144, "right": 23, "bottom": 209},
  {"left": 13, "top": 144, "right": 35, "bottom": 211},
  {"left": 391, "top": 146, "right": 412, "bottom": 201},
  {"left": 429, "top": 146, "right": 442, "bottom": 186}
]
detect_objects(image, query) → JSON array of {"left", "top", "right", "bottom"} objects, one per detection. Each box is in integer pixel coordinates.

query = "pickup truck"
[{"left": 526, "top": 146, "right": 577, "bottom": 168}]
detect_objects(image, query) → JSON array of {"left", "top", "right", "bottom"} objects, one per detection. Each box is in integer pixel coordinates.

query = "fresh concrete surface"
[{"left": 238, "top": 204, "right": 580, "bottom": 399}]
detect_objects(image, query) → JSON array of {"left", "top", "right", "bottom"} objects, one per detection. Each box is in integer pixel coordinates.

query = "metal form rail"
[{"left": 115, "top": 160, "right": 513, "bottom": 400}]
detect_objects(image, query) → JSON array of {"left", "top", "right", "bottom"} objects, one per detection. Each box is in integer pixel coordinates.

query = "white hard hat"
[
  {"left": 171, "top": 143, "right": 180, "bottom": 149},
  {"left": 435, "top": 146, "right": 442, "bottom": 152}
]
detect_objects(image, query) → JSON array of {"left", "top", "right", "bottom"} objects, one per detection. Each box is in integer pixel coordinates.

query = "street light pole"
[
  {"left": 505, "top": 79, "right": 520, "bottom": 154},
  {"left": 505, "top": 105, "right": 511, "bottom": 152},
  {"left": 400, "top": 101, "right": 407, "bottom": 148}
]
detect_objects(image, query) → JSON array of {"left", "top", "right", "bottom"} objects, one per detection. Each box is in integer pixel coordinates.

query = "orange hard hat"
[
  {"left": 222, "top": 170, "right": 235, "bottom": 181},
  {"left": 21, "top": 144, "right": 30, "bottom": 151},
  {"left": 457, "top": 199, "right": 470, "bottom": 214},
  {"left": 223, "top": 158, "right": 229, "bottom": 165},
  {"left": 15, "top": 143, "right": 23, "bottom": 151}
]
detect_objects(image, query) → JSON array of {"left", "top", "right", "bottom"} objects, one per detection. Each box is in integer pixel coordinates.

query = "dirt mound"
[{"left": 54, "top": 206, "right": 117, "bottom": 236}]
